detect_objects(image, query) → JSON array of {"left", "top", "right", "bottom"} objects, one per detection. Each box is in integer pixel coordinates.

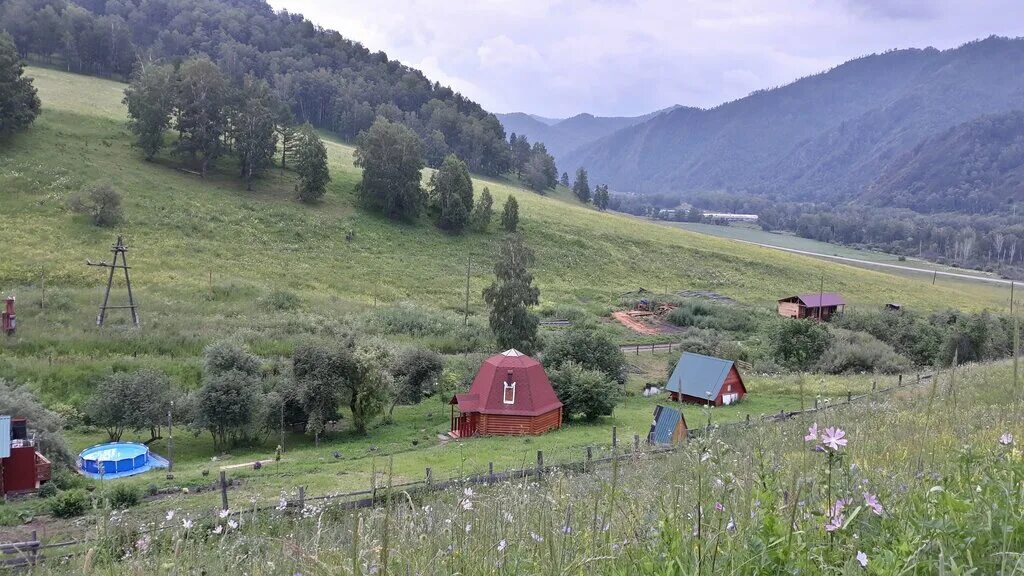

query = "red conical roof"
[{"left": 452, "top": 349, "right": 563, "bottom": 416}]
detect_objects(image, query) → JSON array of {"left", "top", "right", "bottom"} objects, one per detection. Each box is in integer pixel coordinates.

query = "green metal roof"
[{"left": 666, "top": 352, "right": 734, "bottom": 399}]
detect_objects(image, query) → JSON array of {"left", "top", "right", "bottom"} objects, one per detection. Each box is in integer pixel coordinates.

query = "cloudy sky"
[{"left": 268, "top": 0, "right": 1024, "bottom": 118}]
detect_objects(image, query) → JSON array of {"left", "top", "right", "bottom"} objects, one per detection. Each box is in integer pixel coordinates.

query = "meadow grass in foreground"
[{"left": 26, "top": 361, "right": 1024, "bottom": 575}]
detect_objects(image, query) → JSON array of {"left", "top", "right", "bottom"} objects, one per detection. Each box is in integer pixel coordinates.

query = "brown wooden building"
[
  {"left": 449, "top": 349, "right": 563, "bottom": 438},
  {"left": 777, "top": 293, "right": 846, "bottom": 321}
]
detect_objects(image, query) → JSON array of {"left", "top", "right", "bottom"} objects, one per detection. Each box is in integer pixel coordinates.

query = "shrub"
[
  {"left": 549, "top": 362, "right": 622, "bottom": 421},
  {"left": 108, "top": 484, "right": 142, "bottom": 509},
  {"left": 391, "top": 346, "right": 445, "bottom": 404},
  {"left": 38, "top": 482, "right": 57, "bottom": 498},
  {"left": 817, "top": 328, "right": 911, "bottom": 374},
  {"left": 767, "top": 319, "right": 832, "bottom": 371},
  {"left": 542, "top": 327, "right": 626, "bottom": 384},
  {"left": 665, "top": 300, "right": 754, "bottom": 333},
  {"left": 69, "top": 184, "right": 123, "bottom": 227},
  {"left": 260, "top": 290, "right": 301, "bottom": 311},
  {"left": 0, "top": 380, "right": 73, "bottom": 468},
  {"left": 49, "top": 490, "right": 88, "bottom": 518}
]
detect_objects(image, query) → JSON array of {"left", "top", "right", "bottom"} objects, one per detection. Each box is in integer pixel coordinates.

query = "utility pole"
[
  {"left": 167, "top": 401, "right": 173, "bottom": 473},
  {"left": 1011, "top": 281, "right": 1015, "bottom": 315},
  {"left": 464, "top": 256, "right": 471, "bottom": 326},
  {"left": 818, "top": 273, "right": 824, "bottom": 321}
]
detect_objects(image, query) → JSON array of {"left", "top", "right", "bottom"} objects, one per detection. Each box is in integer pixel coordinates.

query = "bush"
[
  {"left": 817, "top": 328, "right": 911, "bottom": 374},
  {"left": 542, "top": 327, "right": 626, "bottom": 384},
  {"left": 38, "top": 482, "right": 57, "bottom": 498},
  {"left": 391, "top": 346, "right": 445, "bottom": 404},
  {"left": 49, "top": 490, "right": 88, "bottom": 518},
  {"left": 108, "top": 484, "right": 142, "bottom": 509},
  {"left": 665, "top": 300, "right": 755, "bottom": 333},
  {"left": 0, "top": 380, "right": 73, "bottom": 468},
  {"left": 767, "top": 319, "right": 832, "bottom": 371},
  {"left": 549, "top": 362, "right": 622, "bottom": 421},
  {"left": 260, "top": 290, "right": 301, "bottom": 311},
  {"left": 69, "top": 184, "right": 123, "bottom": 227}
]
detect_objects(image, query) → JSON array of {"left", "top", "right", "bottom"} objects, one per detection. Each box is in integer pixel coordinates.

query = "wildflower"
[
  {"left": 726, "top": 516, "right": 736, "bottom": 533},
  {"left": 276, "top": 495, "right": 288, "bottom": 511},
  {"left": 182, "top": 518, "right": 193, "bottom": 530},
  {"left": 463, "top": 487, "right": 475, "bottom": 497},
  {"left": 825, "top": 514, "right": 843, "bottom": 532},
  {"left": 497, "top": 539, "right": 507, "bottom": 552},
  {"left": 219, "top": 509, "right": 230, "bottom": 519},
  {"left": 213, "top": 525, "right": 223, "bottom": 535},
  {"left": 562, "top": 524, "right": 572, "bottom": 535},
  {"left": 504, "top": 512, "right": 514, "bottom": 523},
  {"left": 465, "top": 523, "right": 472, "bottom": 533},
  {"left": 530, "top": 532, "right": 544, "bottom": 542},
  {"left": 714, "top": 502, "right": 725, "bottom": 512},
  {"left": 821, "top": 427, "right": 848, "bottom": 451},
  {"left": 165, "top": 510, "right": 176, "bottom": 522},
  {"left": 863, "top": 492, "right": 883, "bottom": 516},
  {"left": 461, "top": 498, "right": 473, "bottom": 511},
  {"left": 856, "top": 551, "right": 868, "bottom": 568},
  {"left": 804, "top": 423, "right": 819, "bottom": 442},
  {"left": 228, "top": 519, "right": 238, "bottom": 530},
  {"left": 1000, "top": 433, "right": 1015, "bottom": 446},
  {"left": 135, "top": 536, "right": 151, "bottom": 554}
]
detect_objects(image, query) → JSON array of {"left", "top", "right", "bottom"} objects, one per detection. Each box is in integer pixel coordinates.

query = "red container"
[{"left": 2, "top": 296, "right": 14, "bottom": 335}]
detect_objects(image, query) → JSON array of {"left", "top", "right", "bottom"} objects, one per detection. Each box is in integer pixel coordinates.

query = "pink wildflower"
[
  {"left": 856, "top": 551, "right": 868, "bottom": 568},
  {"left": 825, "top": 514, "right": 844, "bottom": 532},
  {"left": 863, "top": 492, "right": 883, "bottom": 516},
  {"left": 821, "top": 427, "right": 848, "bottom": 451},
  {"left": 714, "top": 502, "right": 725, "bottom": 512},
  {"left": 804, "top": 423, "right": 819, "bottom": 442}
]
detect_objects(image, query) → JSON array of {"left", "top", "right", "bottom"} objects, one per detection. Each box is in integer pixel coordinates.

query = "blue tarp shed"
[
  {"left": 648, "top": 405, "right": 687, "bottom": 445},
  {"left": 666, "top": 352, "right": 746, "bottom": 406}
]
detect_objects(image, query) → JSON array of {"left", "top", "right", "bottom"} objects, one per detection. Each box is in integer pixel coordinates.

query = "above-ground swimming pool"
[{"left": 78, "top": 442, "right": 169, "bottom": 479}]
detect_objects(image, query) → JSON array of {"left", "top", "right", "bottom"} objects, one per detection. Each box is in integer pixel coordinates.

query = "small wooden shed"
[
  {"left": 449, "top": 349, "right": 563, "bottom": 438},
  {"left": 0, "top": 417, "right": 52, "bottom": 496},
  {"left": 777, "top": 293, "right": 846, "bottom": 321},
  {"left": 647, "top": 405, "right": 687, "bottom": 445},
  {"left": 666, "top": 352, "right": 747, "bottom": 406}
]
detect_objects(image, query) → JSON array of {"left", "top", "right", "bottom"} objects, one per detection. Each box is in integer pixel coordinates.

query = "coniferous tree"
[
  {"left": 472, "top": 186, "right": 494, "bottom": 231},
  {"left": 354, "top": 117, "right": 424, "bottom": 220},
  {"left": 573, "top": 167, "right": 591, "bottom": 203},
  {"left": 560, "top": 171, "right": 570, "bottom": 187},
  {"left": 123, "top": 63, "right": 175, "bottom": 160},
  {"left": 0, "top": 32, "right": 40, "bottom": 137},
  {"left": 430, "top": 153, "right": 474, "bottom": 233},
  {"left": 483, "top": 233, "right": 540, "bottom": 354},
  {"left": 275, "top": 108, "right": 300, "bottom": 169},
  {"left": 232, "top": 74, "right": 279, "bottom": 190},
  {"left": 294, "top": 123, "right": 330, "bottom": 203},
  {"left": 593, "top": 184, "right": 610, "bottom": 210},
  {"left": 510, "top": 133, "right": 532, "bottom": 176},
  {"left": 502, "top": 194, "right": 520, "bottom": 232},
  {"left": 174, "top": 57, "right": 230, "bottom": 176}
]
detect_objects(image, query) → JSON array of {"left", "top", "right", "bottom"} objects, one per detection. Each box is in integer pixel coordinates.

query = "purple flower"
[
  {"left": 726, "top": 516, "right": 736, "bottom": 532},
  {"left": 1000, "top": 433, "right": 1014, "bottom": 446},
  {"left": 714, "top": 502, "right": 725, "bottom": 513},
  {"left": 804, "top": 423, "right": 819, "bottom": 442},
  {"left": 863, "top": 492, "right": 884, "bottom": 516},
  {"left": 825, "top": 514, "right": 844, "bottom": 532},
  {"left": 856, "top": 551, "right": 868, "bottom": 568},
  {"left": 821, "top": 427, "right": 848, "bottom": 451}
]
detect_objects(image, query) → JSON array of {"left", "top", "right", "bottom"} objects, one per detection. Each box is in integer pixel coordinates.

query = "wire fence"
[{"left": 1, "top": 369, "right": 937, "bottom": 568}]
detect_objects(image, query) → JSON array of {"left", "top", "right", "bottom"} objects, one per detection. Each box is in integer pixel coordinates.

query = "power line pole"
[{"left": 464, "top": 256, "right": 471, "bottom": 326}]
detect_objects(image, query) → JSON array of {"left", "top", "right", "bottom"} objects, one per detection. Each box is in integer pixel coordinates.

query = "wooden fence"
[{"left": 0, "top": 370, "right": 936, "bottom": 567}]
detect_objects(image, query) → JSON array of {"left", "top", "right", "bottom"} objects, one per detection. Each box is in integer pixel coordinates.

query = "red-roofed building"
[
  {"left": 449, "top": 349, "right": 563, "bottom": 438},
  {"left": 777, "top": 293, "right": 846, "bottom": 321}
]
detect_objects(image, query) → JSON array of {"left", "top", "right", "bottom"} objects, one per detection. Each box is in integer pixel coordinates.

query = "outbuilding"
[
  {"left": 666, "top": 352, "right": 747, "bottom": 406},
  {"left": 777, "top": 293, "right": 846, "bottom": 321},
  {"left": 449, "top": 349, "right": 563, "bottom": 438},
  {"left": 647, "top": 405, "right": 688, "bottom": 445},
  {"left": 1, "top": 416, "right": 52, "bottom": 496}
]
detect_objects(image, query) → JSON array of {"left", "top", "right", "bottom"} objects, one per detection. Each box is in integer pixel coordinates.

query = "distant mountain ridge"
[
  {"left": 496, "top": 105, "right": 682, "bottom": 166},
  {"left": 561, "top": 36, "right": 1024, "bottom": 215}
]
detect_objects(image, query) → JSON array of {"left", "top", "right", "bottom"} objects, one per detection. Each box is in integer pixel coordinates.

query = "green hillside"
[{"left": 0, "top": 67, "right": 1013, "bottom": 399}]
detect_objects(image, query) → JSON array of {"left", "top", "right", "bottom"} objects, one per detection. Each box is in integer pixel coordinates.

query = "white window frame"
[{"left": 502, "top": 381, "right": 516, "bottom": 405}]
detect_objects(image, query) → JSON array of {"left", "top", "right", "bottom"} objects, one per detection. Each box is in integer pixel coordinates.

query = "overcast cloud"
[{"left": 267, "top": 0, "right": 1024, "bottom": 118}]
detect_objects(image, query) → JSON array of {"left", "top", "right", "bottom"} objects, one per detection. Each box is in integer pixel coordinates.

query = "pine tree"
[
  {"left": 593, "top": 184, "right": 610, "bottom": 210},
  {"left": 295, "top": 123, "right": 330, "bottom": 203},
  {"left": 560, "top": 171, "right": 570, "bottom": 187},
  {"left": 483, "top": 233, "right": 540, "bottom": 354},
  {"left": 275, "top": 108, "right": 300, "bottom": 169},
  {"left": 429, "top": 153, "right": 474, "bottom": 233},
  {"left": 232, "top": 74, "right": 278, "bottom": 190},
  {"left": 573, "top": 167, "right": 591, "bottom": 203},
  {"left": 0, "top": 32, "right": 40, "bottom": 137},
  {"left": 502, "top": 195, "right": 520, "bottom": 232},
  {"left": 354, "top": 117, "right": 424, "bottom": 220},
  {"left": 123, "top": 63, "right": 175, "bottom": 160},
  {"left": 472, "top": 186, "right": 494, "bottom": 231}
]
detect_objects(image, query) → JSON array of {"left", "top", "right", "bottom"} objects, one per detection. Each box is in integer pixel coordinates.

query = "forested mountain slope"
[{"left": 564, "top": 36, "right": 1024, "bottom": 213}]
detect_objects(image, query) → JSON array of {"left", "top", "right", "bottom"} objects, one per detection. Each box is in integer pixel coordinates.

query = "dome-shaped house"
[{"left": 449, "top": 349, "right": 563, "bottom": 438}]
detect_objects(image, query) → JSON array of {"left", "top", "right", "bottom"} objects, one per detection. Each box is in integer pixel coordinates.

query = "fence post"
[
  {"left": 635, "top": 345, "right": 639, "bottom": 356},
  {"left": 872, "top": 381, "right": 877, "bottom": 392},
  {"left": 651, "top": 343, "right": 655, "bottom": 353},
  {"left": 847, "top": 391, "right": 851, "bottom": 403},
  {"left": 917, "top": 373, "right": 920, "bottom": 384},
  {"left": 586, "top": 446, "right": 592, "bottom": 470},
  {"left": 612, "top": 426, "right": 618, "bottom": 448},
  {"left": 219, "top": 471, "right": 229, "bottom": 511},
  {"left": 488, "top": 462, "right": 494, "bottom": 483},
  {"left": 536, "top": 450, "right": 544, "bottom": 478},
  {"left": 30, "top": 530, "right": 37, "bottom": 567},
  {"left": 633, "top": 434, "right": 640, "bottom": 453},
  {"left": 746, "top": 414, "right": 750, "bottom": 425},
  {"left": 298, "top": 486, "right": 305, "bottom": 511},
  {"left": 814, "top": 399, "right": 819, "bottom": 410},
  {"left": 899, "top": 374, "right": 903, "bottom": 387},
  {"left": 426, "top": 467, "right": 433, "bottom": 487}
]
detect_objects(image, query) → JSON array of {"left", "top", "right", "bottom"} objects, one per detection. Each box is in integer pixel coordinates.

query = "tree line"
[{"left": 0, "top": 0, "right": 512, "bottom": 175}]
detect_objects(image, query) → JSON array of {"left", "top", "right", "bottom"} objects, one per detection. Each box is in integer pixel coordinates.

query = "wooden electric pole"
[
  {"left": 87, "top": 235, "right": 139, "bottom": 327},
  {"left": 464, "top": 256, "right": 471, "bottom": 326}
]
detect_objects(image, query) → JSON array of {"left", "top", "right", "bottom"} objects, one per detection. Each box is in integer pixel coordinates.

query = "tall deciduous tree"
[
  {"left": 483, "top": 233, "right": 540, "bottom": 354},
  {"left": 174, "top": 57, "right": 230, "bottom": 177},
  {"left": 123, "top": 63, "right": 175, "bottom": 160},
  {"left": 88, "top": 370, "right": 173, "bottom": 442},
  {"left": 232, "top": 74, "right": 279, "bottom": 190},
  {"left": 501, "top": 195, "right": 519, "bottom": 232},
  {"left": 354, "top": 117, "right": 424, "bottom": 220},
  {"left": 275, "top": 108, "right": 299, "bottom": 169},
  {"left": 294, "top": 123, "right": 330, "bottom": 203},
  {"left": 196, "top": 341, "right": 261, "bottom": 448},
  {"left": 430, "top": 153, "right": 474, "bottom": 233},
  {"left": 472, "top": 186, "right": 494, "bottom": 231},
  {"left": 573, "top": 167, "right": 591, "bottom": 203},
  {"left": 0, "top": 32, "right": 40, "bottom": 137},
  {"left": 293, "top": 341, "right": 353, "bottom": 441}
]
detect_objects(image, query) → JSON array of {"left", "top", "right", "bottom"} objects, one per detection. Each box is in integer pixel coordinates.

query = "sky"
[{"left": 267, "top": 0, "right": 1024, "bottom": 118}]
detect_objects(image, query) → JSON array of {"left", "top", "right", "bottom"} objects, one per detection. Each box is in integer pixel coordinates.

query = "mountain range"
[
  {"left": 496, "top": 106, "right": 682, "bottom": 167},
  {"left": 552, "top": 36, "right": 1024, "bottom": 215}
]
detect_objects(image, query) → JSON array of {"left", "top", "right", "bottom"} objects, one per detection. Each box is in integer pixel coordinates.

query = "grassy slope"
[{"left": 0, "top": 68, "right": 1014, "bottom": 529}]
